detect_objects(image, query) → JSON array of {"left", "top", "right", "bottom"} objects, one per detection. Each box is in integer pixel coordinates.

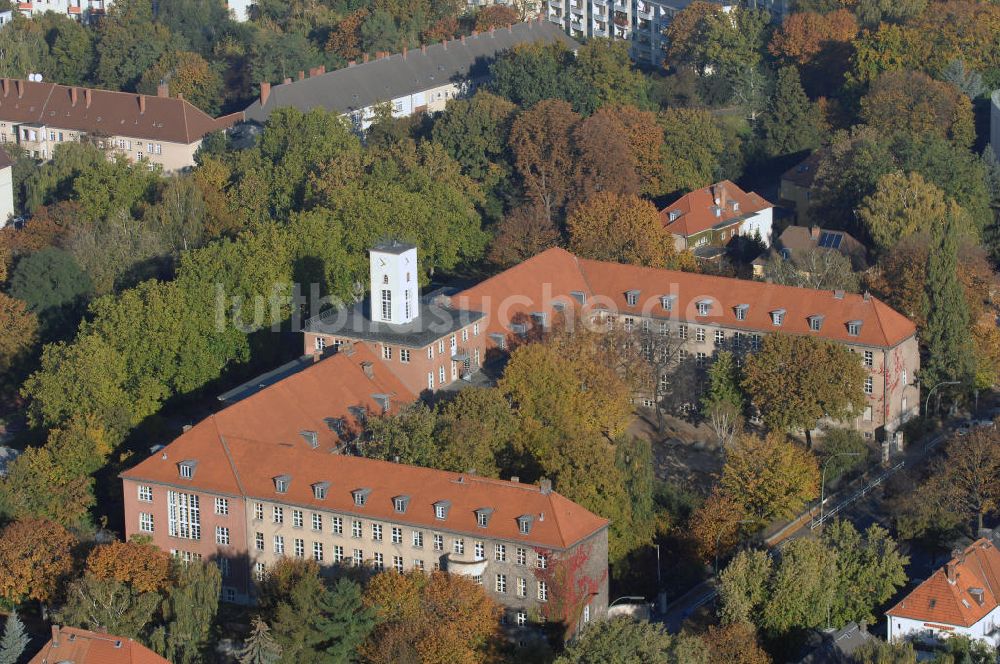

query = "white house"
[
  {"left": 0, "top": 147, "right": 14, "bottom": 226},
  {"left": 886, "top": 538, "right": 1000, "bottom": 649},
  {"left": 659, "top": 180, "right": 774, "bottom": 257}
]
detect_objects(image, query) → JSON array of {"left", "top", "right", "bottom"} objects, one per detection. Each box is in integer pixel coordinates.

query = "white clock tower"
[{"left": 369, "top": 241, "right": 419, "bottom": 325}]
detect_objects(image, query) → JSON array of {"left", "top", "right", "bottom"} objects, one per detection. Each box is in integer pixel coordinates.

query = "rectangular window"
[
  {"left": 312, "top": 513, "right": 322, "bottom": 531},
  {"left": 428, "top": 372, "right": 434, "bottom": 390},
  {"left": 517, "top": 577, "right": 527, "bottom": 597},
  {"left": 536, "top": 553, "right": 547, "bottom": 569},
  {"left": 495, "top": 544, "right": 506, "bottom": 562},
  {"left": 537, "top": 581, "right": 548, "bottom": 602},
  {"left": 373, "top": 552, "right": 384, "bottom": 571},
  {"left": 372, "top": 524, "right": 383, "bottom": 541},
  {"left": 433, "top": 534, "right": 443, "bottom": 551},
  {"left": 333, "top": 545, "right": 344, "bottom": 563},
  {"left": 352, "top": 520, "right": 362, "bottom": 538},
  {"left": 863, "top": 351, "right": 874, "bottom": 368},
  {"left": 496, "top": 574, "right": 507, "bottom": 593},
  {"left": 272, "top": 506, "right": 283, "bottom": 524},
  {"left": 332, "top": 516, "right": 343, "bottom": 535},
  {"left": 516, "top": 611, "right": 527, "bottom": 626},
  {"left": 715, "top": 330, "right": 724, "bottom": 344},
  {"left": 453, "top": 539, "right": 465, "bottom": 555},
  {"left": 439, "top": 340, "right": 445, "bottom": 354},
  {"left": 696, "top": 352, "right": 707, "bottom": 368},
  {"left": 391, "top": 527, "right": 402, "bottom": 544},
  {"left": 255, "top": 532, "right": 264, "bottom": 551},
  {"left": 516, "top": 547, "right": 526, "bottom": 566},
  {"left": 138, "top": 485, "right": 153, "bottom": 502},
  {"left": 167, "top": 491, "right": 201, "bottom": 540},
  {"left": 475, "top": 541, "right": 484, "bottom": 559},
  {"left": 382, "top": 345, "right": 392, "bottom": 361},
  {"left": 353, "top": 549, "right": 363, "bottom": 566},
  {"left": 413, "top": 559, "right": 424, "bottom": 571},
  {"left": 314, "top": 336, "right": 326, "bottom": 352},
  {"left": 427, "top": 346, "right": 434, "bottom": 360},
  {"left": 696, "top": 327, "right": 705, "bottom": 342},
  {"left": 313, "top": 542, "right": 324, "bottom": 562},
  {"left": 254, "top": 502, "right": 264, "bottom": 520},
  {"left": 393, "top": 555, "right": 404, "bottom": 573},
  {"left": 400, "top": 349, "right": 410, "bottom": 363},
  {"left": 216, "top": 526, "right": 230, "bottom": 546},
  {"left": 473, "top": 323, "right": 479, "bottom": 336},
  {"left": 413, "top": 531, "right": 423, "bottom": 548},
  {"left": 215, "top": 497, "right": 228, "bottom": 515},
  {"left": 293, "top": 510, "right": 303, "bottom": 528},
  {"left": 254, "top": 562, "right": 266, "bottom": 581},
  {"left": 139, "top": 512, "right": 154, "bottom": 532},
  {"left": 864, "top": 376, "right": 873, "bottom": 395},
  {"left": 439, "top": 366, "right": 445, "bottom": 384},
  {"left": 294, "top": 539, "right": 305, "bottom": 558},
  {"left": 381, "top": 290, "right": 391, "bottom": 320},
  {"left": 679, "top": 325, "right": 688, "bottom": 340},
  {"left": 274, "top": 535, "right": 285, "bottom": 555},
  {"left": 462, "top": 329, "right": 469, "bottom": 342}
]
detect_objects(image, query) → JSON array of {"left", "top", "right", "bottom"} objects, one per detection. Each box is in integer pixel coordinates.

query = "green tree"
[
  {"left": 569, "top": 39, "right": 648, "bottom": 115},
  {"left": 658, "top": 108, "right": 725, "bottom": 194},
  {"left": 762, "top": 537, "right": 838, "bottom": 633},
  {"left": 7, "top": 247, "right": 91, "bottom": 340},
  {"left": 760, "top": 66, "right": 822, "bottom": 158},
  {"left": 94, "top": 0, "right": 177, "bottom": 90},
  {"left": 742, "top": 334, "right": 865, "bottom": 444},
  {"left": 58, "top": 574, "right": 160, "bottom": 639},
  {"left": 362, "top": 403, "right": 439, "bottom": 467},
  {"left": 665, "top": 2, "right": 768, "bottom": 82},
  {"left": 554, "top": 617, "right": 675, "bottom": 664},
  {"left": 38, "top": 12, "right": 96, "bottom": 85},
  {"left": 701, "top": 351, "right": 745, "bottom": 451},
  {"left": 0, "top": 612, "right": 28, "bottom": 664},
  {"left": 435, "top": 386, "right": 518, "bottom": 477},
  {"left": 487, "top": 42, "right": 579, "bottom": 109},
  {"left": 921, "top": 212, "right": 976, "bottom": 392},
  {"left": 0, "top": 17, "right": 49, "bottom": 79},
  {"left": 150, "top": 561, "right": 222, "bottom": 664},
  {"left": 816, "top": 428, "right": 868, "bottom": 484},
  {"left": 238, "top": 618, "right": 282, "bottom": 664},
  {"left": 823, "top": 521, "right": 908, "bottom": 626},
  {"left": 430, "top": 91, "right": 516, "bottom": 184},
  {"left": 720, "top": 434, "right": 819, "bottom": 525},
  {"left": 316, "top": 578, "right": 375, "bottom": 662},
  {"left": 718, "top": 549, "right": 773, "bottom": 626}
]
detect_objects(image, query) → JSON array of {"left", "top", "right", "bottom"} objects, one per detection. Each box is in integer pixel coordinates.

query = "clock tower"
[{"left": 369, "top": 242, "right": 419, "bottom": 325}]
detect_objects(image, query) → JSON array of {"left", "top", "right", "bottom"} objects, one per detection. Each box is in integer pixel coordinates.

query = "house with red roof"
[
  {"left": 659, "top": 180, "right": 774, "bottom": 257},
  {"left": 28, "top": 625, "right": 169, "bottom": 664},
  {"left": 887, "top": 538, "right": 1000, "bottom": 648}
]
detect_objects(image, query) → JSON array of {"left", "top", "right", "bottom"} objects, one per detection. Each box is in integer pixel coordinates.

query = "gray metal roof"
[
  {"left": 243, "top": 20, "right": 578, "bottom": 123},
  {"left": 304, "top": 300, "right": 484, "bottom": 348},
  {"left": 372, "top": 240, "right": 417, "bottom": 255}
]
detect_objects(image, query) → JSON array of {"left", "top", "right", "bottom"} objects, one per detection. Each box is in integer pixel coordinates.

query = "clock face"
[{"left": 379, "top": 258, "right": 387, "bottom": 266}]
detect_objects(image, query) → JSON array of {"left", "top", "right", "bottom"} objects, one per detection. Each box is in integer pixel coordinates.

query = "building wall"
[
  {"left": 674, "top": 209, "right": 772, "bottom": 252},
  {"left": 16, "top": 0, "right": 107, "bottom": 20},
  {"left": 779, "top": 179, "right": 812, "bottom": 223},
  {"left": 889, "top": 608, "right": 1000, "bottom": 648},
  {"left": 350, "top": 81, "right": 467, "bottom": 131},
  {"left": 742, "top": 208, "right": 773, "bottom": 247},
  {"left": 991, "top": 90, "right": 1000, "bottom": 165},
  {"left": 0, "top": 165, "right": 14, "bottom": 224}
]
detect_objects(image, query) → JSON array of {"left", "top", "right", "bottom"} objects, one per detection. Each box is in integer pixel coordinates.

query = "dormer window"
[
  {"left": 178, "top": 460, "right": 197, "bottom": 480},
  {"left": 734, "top": 304, "right": 749, "bottom": 321},
  {"left": 808, "top": 315, "right": 824, "bottom": 332},
  {"left": 531, "top": 312, "right": 547, "bottom": 327},
  {"left": 696, "top": 299, "right": 712, "bottom": 316},
  {"left": 660, "top": 295, "right": 675, "bottom": 312},
  {"left": 511, "top": 323, "right": 528, "bottom": 336},
  {"left": 324, "top": 417, "right": 345, "bottom": 435},
  {"left": 570, "top": 290, "right": 586, "bottom": 305},
  {"left": 668, "top": 210, "right": 680, "bottom": 222},
  {"left": 300, "top": 430, "right": 319, "bottom": 449},
  {"left": 393, "top": 495, "right": 410, "bottom": 513},
  {"left": 625, "top": 290, "right": 640, "bottom": 306},
  {"left": 433, "top": 500, "right": 451, "bottom": 520},
  {"left": 274, "top": 475, "right": 291, "bottom": 494},
  {"left": 731, "top": 201, "right": 739, "bottom": 212},
  {"left": 352, "top": 488, "right": 371, "bottom": 506},
  {"left": 847, "top": 320, "right": 862, "bottom": 336},
  {"left": 517, "top": 515, "right": 534, "bottom": 535},
  {"left": 475, "top": 508, "right": 494, "bottom": 528},
  {"left": 312, "top": 481, "right": 330, "bottom": 500}
]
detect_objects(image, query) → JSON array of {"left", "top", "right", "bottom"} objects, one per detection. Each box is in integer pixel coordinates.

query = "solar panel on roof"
[{"left": 818, "top": 232, "right": 842, "bottom": 249}]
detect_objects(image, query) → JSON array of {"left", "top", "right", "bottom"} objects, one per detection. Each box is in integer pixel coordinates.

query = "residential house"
[
  {"left": 28, "top": 625, "right": 169, "bottom": 664},
  {"left": 303, "top": 242, "right": 488, "bottom": 397},
  {"left": 752, "top": 225, "right": 868, "bottom": 278},
  {"left": 887, "top": 537, "right": 1000, "bottom": 648},
  {"left": 243, "top": 20, "right": 578, "bottom": 131},
  {"left": 0, "top": 79, "right": 242, "bottom": 171},
  {"left": 451, "top": 247, "right": 920, "bottom": 441},
  {"left": 779, "top": 150, "right": 825, "bottom": 223},
  {"left": 120, "top": 345, "right": 610, "bottom": 633},
  {"left": 660, "top": 180, "right": 774, "bottom": 257},
  {"left": 0, "top": 146, "right": 14, "bottom": 225},
  {"left": 14, "top": 0, "right": 109, "bottom": 21}
]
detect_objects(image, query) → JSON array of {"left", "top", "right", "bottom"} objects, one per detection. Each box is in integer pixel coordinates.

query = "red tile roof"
[
  {"left": 121, "top": 345, "right": 607, "bottom": 550},
  {"left": 659, "top": 180, "right": 772, "bottom": 238},
  {"left": 0, "top": 78, "right": 241, "bottom": 145},
  {"left": 887, "top": 538, "right": 1000, "bottom": 627},
  {"left": 454, "top": 247, "right": 916, "bottom": 349},
  {"left": 28, "top": 626, "right": 169, "bottom": 664}
]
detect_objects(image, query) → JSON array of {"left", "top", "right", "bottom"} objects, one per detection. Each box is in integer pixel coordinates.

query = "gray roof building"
[{"left": 244, "top": 20, "right": 578, "bottom": 124}]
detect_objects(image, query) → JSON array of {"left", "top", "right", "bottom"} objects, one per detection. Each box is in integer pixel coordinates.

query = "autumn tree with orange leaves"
[
  {"left": 567, "top": 192, "right": 675, "bottom": 268},
  {"left": 0, "top": 518, "right": 77, "bottom": 606},
  {"left": 86, "top": 539, "right": 173, "bottom": 593},
  {"left": 768, "top": 10, "right": 857, "bottom": 66}
]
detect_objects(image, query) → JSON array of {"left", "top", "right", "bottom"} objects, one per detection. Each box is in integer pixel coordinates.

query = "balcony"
[
  {"left": 547, "top": 12, "right": 563, "bottom": 23},
  {"left": 443, "top": 552, "right": 488, "bottom": 577},
  {"left": 594, "top": 26, "right": 608, "bottom": 36},
  {"left": 635, "top": 0, "right": 652, "bottom": 18}
]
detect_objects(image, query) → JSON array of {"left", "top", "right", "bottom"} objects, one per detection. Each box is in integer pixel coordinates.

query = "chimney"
[
  {"left": 298, "top": 70, "right": 305, "bottom": 80},
  {"left": 15, "top": 79, "right": 22, "bottom": 99},
  {"left": 863, "top": 290, "right": 871, "bottom": 301},
  {"left": 421, "top": 44, "right": 427, "bottom": 54},
  {"left": 282, "top": 77, "right": 291, "bottom": 84},
  {"left": 539, "top": 478, "right": 552, "bottom": 495},
  {"left": 138, "top": 94, "right": 146, "bottom": 114},
  {"left": 342, "top": 341, "right": 356, "bottom": 356},
  {"left": 318, "top": 65, "right": 325, "bottom": 74},
  {"left": 471, "top": 29, "right": 478, "bottom": 36},
  {"left": 1, "top": 79, "right": 8, "bottom": 97},
  {"left": 156, "top": 81, "right": 169, "bottom": 98},
  {"left": 70, "top": 86, "right": 78, "bottom": 106},
  {"left": 51, "top": 626, "right": 60, "bottom": 647},
  {"left": 348, "top": 60, "right": 356, "bottom": 67},
  {"left": 509, "top": 23, "right": 513, "bottom": 32},
  {"left": 361, "top": 361, "right": 374, "bottom": 379},
  {"left": 461, "top": 34, "right": 466, "bottom": 44},
  {"left": 442, "top": 39, "right": 447, "bottom": 50},
  {"left": 946, "top": 561, "right": 957, "bottom": 584},
  {"left": 84, "top": 87, "right": 91, "bottom": 108},
  {"left": 490, "top": 26, "right": 495, "bottom": 35},
  {"left": 260, "top": 81, "right": 271, "bottom": 105},
  {"left": 363, "top": 53, "right": 370, "bottom": 63},
  {"left": 510, "top": 476, "right": 519, "bottom": 483},
  {"left": 810, "top": 226, "right": 820, "bottom": 240},
  {"left": 402, "top": 46, "right": 407, "bottom": 59}
]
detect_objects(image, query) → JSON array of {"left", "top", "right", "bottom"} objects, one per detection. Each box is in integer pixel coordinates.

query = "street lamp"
[
  {"left": 818, "top": 452, "right": 861, "bottom": 528},
  {"left": 924, "top": 380, "right": 960, "bottom": 417},
  {"left": 715, "top": 519, "right": 753, "bottom": 576}
]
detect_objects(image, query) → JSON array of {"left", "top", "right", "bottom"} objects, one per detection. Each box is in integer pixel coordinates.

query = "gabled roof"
[
  {"left": 452, "top": 247, "right": 916, "bottom": 349},
  {"left": 660, "top": 180, "right": 773, "bottom": 238},
  {"left": 243, "top": 20, "right": 578, "bottom": 123},
  {"left": 887, "top": 538, "right": 1000, "bottom": 627},
  {"left": 0, "top": 78, "right": 241, "bottom": 144},
  {"left": 781, "top": 150, "right": 826, "bottom": 190},
  {"left": 28, "top": 626, "right": 169, "bottom": 664}
]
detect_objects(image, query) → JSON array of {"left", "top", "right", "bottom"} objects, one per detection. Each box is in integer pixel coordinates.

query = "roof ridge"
[
  {"left": 39, "top": 82, "right": 56, "bottom": 123},
  {"left": 217, "top": 430, "right": 246, "bottom": 498}
]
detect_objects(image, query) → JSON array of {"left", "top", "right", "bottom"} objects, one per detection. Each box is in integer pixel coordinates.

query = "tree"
[
  {"left": 940, "top": 59, "right": 986, "bottom": 100},
  {"left": 720, "top": 434, "right": 819, "bottom": 526},
  {"left": 149, "top": 561, "right": 221, "bottom": 664},
  {"left": 509, "top": 99, "right": 580, "bottom": 224},
  {"left": 762, "top": 247, "right": 860, "bottom": 292},
  {"left": 361, "top": 403, "right": 439, "bottom": 467},
  {"left": 487, "top": 202, "right": 560, "bottom": 267},
  {"left": 554, "top": 617, "right": 675, "bottom": 664},
  {"left": 7, "top": 247, "right": 91, "bottom": 340},
  {"left": 816, "top": 428, "right": 869, "bottom": 484},
  {"left": 854, "top": 0, "right": 927, "bottom": 28},
  {"left": 701, "top": 622, "right": 771, "bottom": 664},
  {"left": 0, "top": 17, "right": 49, "bottom": 79},
  {"left": 860, "top": 71, "right": 975, "bottom": 148},
  {"left": 570, "top": 112, "right": 640, "bottom": 205},
  {"left": 238, "top": 618, "right": 282, "bottom": 664},
  {"left": 435, "top": 386, "right": 518, "bottom": 477},
  {"left": 58, "top": 574, "right": 160, "bottom": 639},
  {"left": 659, "top": 108, "right": 725, "bottom": 194},
  {"left": 701, "top": 351, "right": 745, "bottom": 452},
  {"left": 86, "top": 540, "right": 172, "bottom": 593},
  {"left": 38, "top": 12, "right": 96, "bottom": 85},
  {"left": 823, "top": 521, "right": 908, "bottom": 626},
  {"left": 567, "top": 193, "right": 673, "bottom": 267},
  {"left": 0, "top": 612, "right": 28, "bottom": 664},
  {"left": 718, "top": 548, "right": 773, "bottom": 626},
  {"left": 0, "top": 518, "right": 77, "bottom": 606},
  {"left": 94, "top": 0, "right": 176, "bottom": 90},
  {"left": 759, "top": 66, "right": 822, "bottom": 158},
  {"left": 569, "top": 40, "right": 648, "bottom": 115},
  {"left": 315, "top": 578, "right": 375, "bottom": 663},
  {"left": 138, "top": 50, "right": 224, "bottom": 115},
  {"left": 762, "top": 536, "right": 838, "bottom": 634},
  {"left": 0, "top": 293, "right": 38, "bottom": 399},
  {"left": 474, "top": 4, "right": 519, "bottom": 31},
  {"left": 853, "top": 639, "right": 917, "bottom": 664},
  {"left": 921, "top": 213, "right": 976, "bottom": 392},
  {"left": 664, "top": 3, "right": 767, "bottom": 82},
  {"left": 768, "top": 9, "right": 857, "bottom": 66},
  {"left": 430, "top": 92, "right": 516, "bottom": 184},
  {"left": 688, "top": 491, "right": 750, "bottom": 563},
  {"left": 924, "top": 428, "right": 1000, "bottom": 533}
]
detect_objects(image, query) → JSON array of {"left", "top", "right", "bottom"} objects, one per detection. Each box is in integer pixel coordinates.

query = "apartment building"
[
  {"left": 303, "top": 242, "right": 489, "bottom": 397},
  {"left": 14, "top": 0, "right": 109, "bottom": 21},
  {"left": 243, "top": 20, "right": 577, "bottom": 131},
  {"left": 450, "top": 247, "right": 920, "bottom": 441},
  {"left": 120, "top": 344, "right": 610, "bottom": 632},
  {"left": 660, "top": 180, "right": 774, "bottom": 256},
  {"left": 0, "top": 79, "right": 241, "bottom": 171}
]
